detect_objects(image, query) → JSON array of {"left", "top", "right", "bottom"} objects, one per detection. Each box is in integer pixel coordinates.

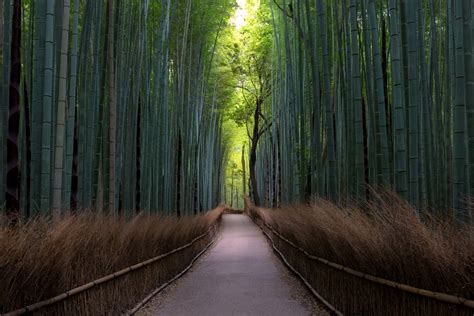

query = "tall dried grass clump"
[
  {"left": 0, "top": 206, "right": 224, "bottom": 314},
  {"left": 246, "top": 193, "right": 474, "bottom": 315}
]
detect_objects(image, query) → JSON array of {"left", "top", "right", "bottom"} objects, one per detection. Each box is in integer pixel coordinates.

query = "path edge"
[
  {"left": 247, "top": 214, "right": 343, "bottom": 316},
  {"left": 125, "top": 237, "right": 217, "bottom": 315}
]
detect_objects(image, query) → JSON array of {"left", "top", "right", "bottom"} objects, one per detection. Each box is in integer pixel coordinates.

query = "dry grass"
[
  {"left": 0, "top": 206, "right": 224, "bottom": 314},
  {"left": 246, "top": 192, "right": 473, "bottom": 313}
]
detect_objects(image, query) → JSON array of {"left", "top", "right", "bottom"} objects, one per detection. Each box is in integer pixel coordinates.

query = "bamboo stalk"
[{"left": 52, "top": 0, "right": 71, "bottom": 216}]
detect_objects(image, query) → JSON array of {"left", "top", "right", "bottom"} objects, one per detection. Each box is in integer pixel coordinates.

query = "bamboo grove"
[
  {"left": 250, "top": 0, "right": 473, "bottom": 224},
  {"left": 1, "top": 0, "right": 474, "bottom": 225},
  {"left": 0, "top": 0, "right": 235, "bottom": 218}
]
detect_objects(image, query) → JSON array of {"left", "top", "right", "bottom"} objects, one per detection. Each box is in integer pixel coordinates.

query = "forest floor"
[{"left": 136, "top": 214, "right": 328, "bottom": 315}]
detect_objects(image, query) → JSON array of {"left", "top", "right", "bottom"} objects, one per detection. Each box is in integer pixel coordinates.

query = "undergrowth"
[
  {"left": 0, "top": 206, "right": 224, "bottom": 314},
  {"left": 247, "top": 192, "right": 474, "bottom": 299}
]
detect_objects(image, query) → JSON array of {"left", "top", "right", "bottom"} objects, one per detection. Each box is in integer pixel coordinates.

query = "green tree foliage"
[{"left": 225, "top": 0, "right": 274, "bottom": 206}]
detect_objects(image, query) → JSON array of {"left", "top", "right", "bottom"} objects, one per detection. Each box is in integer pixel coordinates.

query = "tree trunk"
[
  {"left": 230, "top": 168, "right": 234, "bottom": 207},
  {"left": 0, "top": 0, "right": 4, "bottom": 210},
  {"left": 63, "top": 0, "right": 79, "bottom": 212},
  {"left": 176, "top": 132, "right": 182, "bottom": 216},
  {"left": 52, "top": 0, "right": 70, "bottom": 216},
  {"left": 23, "top": 82, "right": 31, "bottom": 217},
  {"left": 350, "top": 0, "right": 365, "bottom": 200},
  {"left": 70, "top": 106, "right": 78, "bottom": 212},
  {"left": 241, "top": 144, "right": 246, "bottom": 195},
  {"left": 249, "top": 145, "right": 259, "bottom": 206},
  {"left": 40, "top": 0, "right": 56, "bottom": 212},
  {"left": 250, "top": 97, "right": 262, "bottom": 206},
  {"left": 135, "top": 102, "right": 141, "bottom": 214},
  {"left": 108, "top": 0, "right": 117, "bottom": 214},
  {"left": 6, "top": 0, "right": 21, "bottom": 220}
]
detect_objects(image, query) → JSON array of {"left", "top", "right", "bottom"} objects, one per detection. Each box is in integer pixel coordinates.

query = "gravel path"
[{"left": 136, "top": 214, "right": 328, "bottom": 316}]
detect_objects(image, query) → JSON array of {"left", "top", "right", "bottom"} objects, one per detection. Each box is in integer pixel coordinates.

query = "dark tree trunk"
[
  {"left": 193, "top": 177, "right": 198, "bottom": 214},
  {"left": 277, "top": 127, "right": 282, "bottom": 207},
  {"left": 23, "top": 79, "right": 31, "bottom": 217},
  {"left": 6, "top": 0, "right": 21, "bottom": 221},
  {"left": 230, "top": 169, "right": 234, "bottom": 207},
  {"left": 381, "top": 17, "right": 392, "bottom": 172},
  {"left": 249, "top": 145, "right": 259, "bottom": 206},
  {"left": 362, "top": 97, "right": 370, "bottom": 200},
  {"left": 71, "top": 107, "right": 79, "bottom": 212},
  {"left": 241, "top": 144, "right": 246, "bottom": 195},
  {"left": 273, "top": 137, "right": 279, "bottom": 208},
  {"left": 176, "top": 132, "right": 182, "bottom": 217},
  {"left": 135, "top": 102, "right": 141, "bottom": 214},
  {"left": 250, "top": 97, "right": 262, "bottom": 206}
]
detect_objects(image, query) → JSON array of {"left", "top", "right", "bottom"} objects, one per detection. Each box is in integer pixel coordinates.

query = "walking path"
[{"left": 137, "top": 214, "right": 327, "bottom": 316}]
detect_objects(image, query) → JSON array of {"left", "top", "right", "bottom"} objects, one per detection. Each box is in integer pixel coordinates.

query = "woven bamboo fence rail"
[
  {"left": 3, "top": 212, "right": 223, "bottom": 316},
  {"left": 125, "top": 239, "right": 215, "bottom": 315},
  {"left": 245, "top": 201, "right": 474, "bottom": 315},
  {"left": 265, "top": 222, "right": 474, "bottom": 308},
  {"left": 248, "top": 214, "right": 343, "bottom": 315}
]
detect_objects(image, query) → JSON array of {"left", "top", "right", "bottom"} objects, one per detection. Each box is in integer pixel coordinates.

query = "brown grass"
[
  {"left": 0, "top": 206, "right": 224, "bottom": 314},
  {"left": 246, "top": 192, "right": 474, "bottom": 314}
]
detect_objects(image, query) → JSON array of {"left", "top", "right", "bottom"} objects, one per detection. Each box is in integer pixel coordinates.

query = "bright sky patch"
[{"left": 232, "top": 0, "right": 248, "bottom": 30}]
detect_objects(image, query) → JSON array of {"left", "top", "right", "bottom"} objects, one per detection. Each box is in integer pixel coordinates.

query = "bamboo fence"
[{"left": 246, "top": 201, "right": 474, "bottom": 315}]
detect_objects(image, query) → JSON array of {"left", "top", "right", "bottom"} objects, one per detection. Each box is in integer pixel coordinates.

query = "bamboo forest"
[{"left": 1, "top": 0, "right": 473, "bottom": 315}]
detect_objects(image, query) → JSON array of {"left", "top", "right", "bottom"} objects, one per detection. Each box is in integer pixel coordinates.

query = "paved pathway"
[{"left": 137, "top": 214, "right": 326, "bottom": 316}]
